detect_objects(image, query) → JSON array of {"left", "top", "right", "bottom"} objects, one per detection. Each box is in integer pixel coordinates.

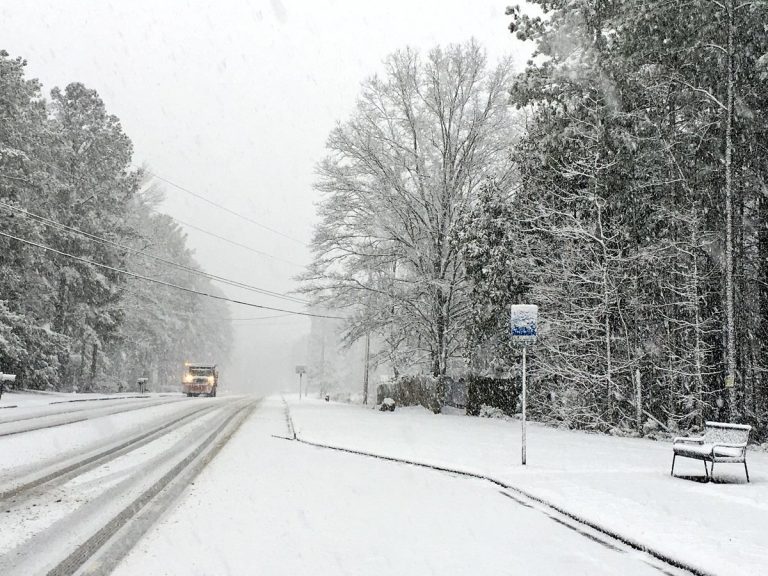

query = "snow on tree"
[
  {"left": 0, "top": 50, "right": 233, "bottom": 391},
  {"left": 476, "top": 0, "right": 768, "bottom": 433},
  {"left": 303, "top": 41, "right": 516, "bottom": 394}
]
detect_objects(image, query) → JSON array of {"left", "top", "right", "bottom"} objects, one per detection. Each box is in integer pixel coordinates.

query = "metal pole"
[
  {"left": 363, "top": 331, "right": 370, "bottom": 405},
  {"left": 299, "top": 373, "right": 303, "bottom": 400},
  {"left": 522, "top": 346, "right": 527, "bottom": 466}
]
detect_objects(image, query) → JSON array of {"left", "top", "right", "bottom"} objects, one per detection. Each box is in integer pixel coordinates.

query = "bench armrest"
[
  {"left": 673, "top": 436, "right": 704, "bottom": 444},
  {"left": 711, "top": 442, "right": 747, "bottom": 450}
]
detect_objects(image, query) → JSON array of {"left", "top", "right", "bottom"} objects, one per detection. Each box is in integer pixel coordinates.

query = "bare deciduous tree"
[{"left": 303, "top": 41, "right": 515, "bottom": 381}]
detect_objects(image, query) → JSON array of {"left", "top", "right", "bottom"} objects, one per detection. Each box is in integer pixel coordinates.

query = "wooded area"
[
  {"left": 307, "top": 1, "right": 768, "bottom": 438},
  {"left": 0, "top": 51, "right": 231, "bottom": 391}
]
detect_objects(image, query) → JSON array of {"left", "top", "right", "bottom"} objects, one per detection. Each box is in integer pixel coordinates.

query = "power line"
[
  {"left": 143, "top": 170, "right": 307, "bottom": 246},
  {"left": 230, "top": 313, "right": 295, "bottom": 321},
  {"left": 0, "top": 230, "right": 344, "bottom": 320},
  {"left": 3, "top": 201, "right": 306, "bottom": 304},
  {"left": 121, "top": 289, "right": 299, "bottom": 323},
  {"left": 162, "top": 212, "right": 304, "bottom": 268},
  {"left": 0, "top": 201, "right": 308, "bottom": 306}
]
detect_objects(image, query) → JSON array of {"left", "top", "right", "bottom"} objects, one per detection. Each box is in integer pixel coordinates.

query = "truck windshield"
[{"left": 188, "top": 368, "right": 213, "bottom": 377}]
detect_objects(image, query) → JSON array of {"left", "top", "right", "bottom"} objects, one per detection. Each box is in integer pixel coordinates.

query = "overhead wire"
[
  {"left": 160, "top": 211, "right": 304, "bottom": 268},
  {"left": 230, "top": 313, "right": 296, "bottom": 321},
  {"left": 120, "top": 288, "right": 300, "bottom": 324},
  {"left": 0, "top": 230, "right": 343, "bottom": 320},
  {"left": 142, "top": 169, "right": 307, "bottom": 246},
  {"left": 0, "top": 200, "right": 308, "bottom": 306}
]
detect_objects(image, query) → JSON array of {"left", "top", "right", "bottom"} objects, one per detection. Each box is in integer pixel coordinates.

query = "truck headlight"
[
  {"left": 183, "top": 374, "right": 193, "bottom": 383},
  {"left": 207, "top": 376, "right": 214, "bottom": 384}
]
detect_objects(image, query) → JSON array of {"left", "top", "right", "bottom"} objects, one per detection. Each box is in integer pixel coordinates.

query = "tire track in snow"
[
  {"left": 282, "top": 403, "right": 710, "bottom": 576},
  {"left": 0, "top": 400, "right": 222, "bottom": 504},
  {"left": 0, "top": 396, "right": 163, "bottom": 425},
  {"left": 43, "top": 398, "right": 259, "bottom": 576},
  {"left": 0, "top": 396, "right": 187, "bottom": 437}
]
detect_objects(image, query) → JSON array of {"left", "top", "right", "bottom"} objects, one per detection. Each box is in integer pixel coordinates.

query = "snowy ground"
[
  {"left": 116, "top": 397, "right": 688, "bottom": 576},
  {"left": 3, "top": 392, "right": 760, "bottom": 574},
  {"left": 1, "top": 396, "right": 198, "bottom": 478},
  {"left": 0, "top": 389, "right": 179, "bottom": 412},
  {"left": 0, "top": 394, "right": 245, "bottom": 574},
  {"left": 285, "top": 397, "right": 767, "bottom": 576},
  {"left": 0, "top": 392, "right": 188, "bottom": 469}
]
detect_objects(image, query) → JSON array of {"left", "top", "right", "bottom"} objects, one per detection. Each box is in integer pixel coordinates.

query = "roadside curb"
[
  {"left": 285, "top": 404, "right": 713, "bottom": 576},
  {"left": 279, "top": 395, "right": 297, "bottom": 439},
  {"left": 49, "top": 395, "right": 150, "bottom": 405}
]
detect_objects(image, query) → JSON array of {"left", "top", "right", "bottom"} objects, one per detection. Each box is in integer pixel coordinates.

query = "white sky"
[{"left": 0, "top": 0, "right": 532, "bottom": 393}]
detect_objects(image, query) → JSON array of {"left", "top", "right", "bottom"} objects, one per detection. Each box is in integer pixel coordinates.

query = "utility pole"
[
  {"left": 363, "top": 331, "right": 370, "bottom": 404},
  {"left": 320, "top": 327, "right": 326, "bottom": 397}
]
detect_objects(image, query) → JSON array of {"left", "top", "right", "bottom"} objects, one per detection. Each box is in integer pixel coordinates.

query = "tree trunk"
[
  {"left": 596, "top": 202, "right": 613, "bottom": 420},
  {"left": 758, "top": 175, "right": 768, "bottom": 420},
  {"left": 89, "top": 342, "right": 98, "bottom": 391},
  {"left": 54, "top": 274, "right": 67, "bottom": 334},
  {"left": 363, "top": 331, "right": 370, "bottom": 404},
  {"left": 635, "top": 368, "right": 642, "bottom": 435},
  {"left": 433, "top": 288, "right": 447, "bottom": 378},
  {"left": 692, "top": 243, "right": 706, "bottom": 428},
  {"left": 724, "top": 0, "right": 737, "bottom": 421}
]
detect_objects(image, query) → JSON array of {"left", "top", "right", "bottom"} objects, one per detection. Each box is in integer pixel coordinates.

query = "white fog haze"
[
  {"left": 2, "top": 1, "right": 767, "bottom": 574},
  {"left": 0, "top": 0, "right": 523, "bottom": 395}
]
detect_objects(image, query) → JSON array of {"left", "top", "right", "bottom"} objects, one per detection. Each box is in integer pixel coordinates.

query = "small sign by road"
[
  {"left": 295, "top": 365, "right": 306, "bottom": 399},
  {"left": 510, "top": 305, "right": 538, "bottom": 466},
  {"left": 510, "top": 304, "right": 538, "bottom": 346}
]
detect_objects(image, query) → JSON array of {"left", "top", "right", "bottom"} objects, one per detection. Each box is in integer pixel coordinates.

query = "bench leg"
[
  {"left": 671, "top": 454, "right": 676, "bottom": 477},
  {"left": 744, "top": 461, "right": 750, "bottom": 483},
  {"left": 709, "top": 461, "right": 714, "bottom": 482}
]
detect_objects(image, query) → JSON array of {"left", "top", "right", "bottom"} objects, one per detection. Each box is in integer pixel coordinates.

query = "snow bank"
[{"left": 288, "top": 397, "right": 768, "bottom": 576}]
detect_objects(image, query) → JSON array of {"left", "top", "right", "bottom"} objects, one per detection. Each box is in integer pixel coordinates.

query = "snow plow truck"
[{"left": 182, "top": 363, "right": 218, "bottom": 397}]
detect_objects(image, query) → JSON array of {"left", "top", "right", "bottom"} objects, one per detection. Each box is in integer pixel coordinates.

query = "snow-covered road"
[
  {"left": 0, "top": 395, "right": 187, "bottom": 437},
  {"left": 114, "top": 397, "right": 688, "bottom": 576},
  {"left": 0, "top": 393, "right": 257, "bottom": 575},
  {"left": 0, "top": 392, "right": 728, "bottom": 575}
]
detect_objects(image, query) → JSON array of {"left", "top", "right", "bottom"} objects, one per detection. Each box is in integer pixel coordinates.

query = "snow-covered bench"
[{"left": 671, "top": 421, "right": 751, "bottom": 482}]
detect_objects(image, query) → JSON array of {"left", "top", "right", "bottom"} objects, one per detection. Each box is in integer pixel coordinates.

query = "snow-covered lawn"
[
  {"left": 115, "top": 397, "right": 682, "bottom": 576},
  {"left": 287, "top": 396, "right": 768, "bottom": 576}
]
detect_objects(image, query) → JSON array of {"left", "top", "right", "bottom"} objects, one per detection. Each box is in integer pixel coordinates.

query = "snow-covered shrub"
[
  {"left": 386, "top": 375, "right": 437, "bottom": 411},
  {"left": 466, "top": 375, "right": 517, "bottom": 417},
  {"left": 376, "top": 383, "right": 393, "bottom": 405},
  {"left": 642, "top": 419, "right": 659, "bottom": 435},
  {"left": 379, "top": 397, "right": 396, "bottom": 412},
  {"left": 443, "top": 376, "right": 467, "bottom": 408},
  {"left": 329, "top": 391, "right": 352, "bottom": 403},
  {"left": 478, "top": 404, "right": 509, "bottom": 419}
]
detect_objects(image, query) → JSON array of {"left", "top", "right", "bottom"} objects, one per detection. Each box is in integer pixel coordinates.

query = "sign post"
[
  {"left": 295, "top": 365, "right": 306, "bottom": 400},
  {"left": 522, "top": 345, "right": 527, "bottom": 465},
  {"left": 510, "top": 305, "right": 538, "bottom": 466}
]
